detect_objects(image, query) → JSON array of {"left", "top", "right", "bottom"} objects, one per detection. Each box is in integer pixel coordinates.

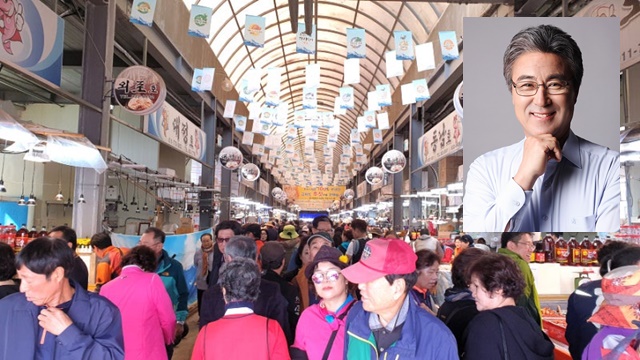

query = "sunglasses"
[
  {"left": 311, "top": 269, "right": 341, "bottom": 285},
  {"left": 216, "top": 237, "right": 231, "bottom": 244}
]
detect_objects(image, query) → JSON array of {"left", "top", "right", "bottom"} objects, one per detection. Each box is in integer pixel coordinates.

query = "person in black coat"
[
  {"left": 205, "top": 221, "right": 243, "bottom": 288},
  {"left": 437, "top": 248, "right": 487, "bottom": 356},
  {"left": 462, "top": 253, "right": 553, "bottom": 360},
  {"left": 199, "top": 236, "right": 292, "bottom": 344},
  {"left": 0, "top": 243, "right": 19, "bottom": 300},
  {"left": 260, "top": 241, "right": 301, "bottom": 338},
  {"left": 49, "top": 226, "right": 88, "bottom": 290}
]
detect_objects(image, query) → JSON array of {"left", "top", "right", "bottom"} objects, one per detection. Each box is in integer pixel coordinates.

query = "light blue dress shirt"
[{"left": 464, "top": 131, "right": 620, "bottom": 232}]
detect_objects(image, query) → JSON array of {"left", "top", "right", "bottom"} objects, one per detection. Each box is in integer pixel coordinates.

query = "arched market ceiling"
[{"left": 181, "top": 0, "right": 449, "bottom": 186}]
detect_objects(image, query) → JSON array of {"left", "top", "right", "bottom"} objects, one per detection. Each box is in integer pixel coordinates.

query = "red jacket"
[{"left": 192, "top": 310, "right": 290, "bottom": 360}]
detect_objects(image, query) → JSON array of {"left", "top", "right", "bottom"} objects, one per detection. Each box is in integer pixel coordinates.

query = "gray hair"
[
  {"left": 225, "top": 235, "right": 257, "bottom": 260},
  {"left": 503, "top": 24, "right": 583, "bottom": 93},
  {"left": 218, "top": 258, "right": 261, "bottom": 303}
]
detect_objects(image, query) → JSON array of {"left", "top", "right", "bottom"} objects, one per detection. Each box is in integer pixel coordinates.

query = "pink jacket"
[
  {"left": 101, "top": 265, "right": 176, "bottom": 360},
  {"left": 292, "top": 300, "right": 354, "bottom": 360}
]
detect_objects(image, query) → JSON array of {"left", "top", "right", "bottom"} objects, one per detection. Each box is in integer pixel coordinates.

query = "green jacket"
[{"left": 497, "top": 248, "right": 542, "bottom": 326}]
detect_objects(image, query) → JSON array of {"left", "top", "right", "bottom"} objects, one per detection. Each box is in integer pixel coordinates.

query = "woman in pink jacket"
[{"left": 101, "top": 245, "right": 176, "bottom": 360}]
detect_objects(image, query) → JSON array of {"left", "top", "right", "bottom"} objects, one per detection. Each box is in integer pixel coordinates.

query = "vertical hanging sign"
[
  {"left": 296, "top": 23, "right": 316, "bottom": 54},
  {"left": 244, "top": 15, "right": 266, "bottom": 47},
  {"left": 130, "top": 0, "right": 157, "bottom": 27},
  {"left": 394, "top": 31, "right": 415, "bottom": 60},
  {"left": 188, "top": 5, "right": 213, "bottom": 38},
  {"left": 346, "top": 28, "right": 366, "bottom": 59},
  {"left": 439, "top": 31, "right": 460, "bottom": 61}
]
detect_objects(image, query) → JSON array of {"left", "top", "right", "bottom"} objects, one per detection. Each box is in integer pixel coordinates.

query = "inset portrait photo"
[{"left": 462, "top": 17, "right": 620, "bottom": 232}]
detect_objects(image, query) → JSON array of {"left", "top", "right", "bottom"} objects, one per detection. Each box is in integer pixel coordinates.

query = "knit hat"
[
  {"left": 589, "top": 265, "right": 640, "bottom": 329},
  {"left": 342, "top": 239, "right": 417, "bottom": 284},
  {"left": 260, "top": 241, "right": 286, "bottom": 267},
  {"left": 305, "top": 245, "right": 349, "bottom": 279},
  {"left": 279, "top": 225, "right": 299, "bottom": 240}
]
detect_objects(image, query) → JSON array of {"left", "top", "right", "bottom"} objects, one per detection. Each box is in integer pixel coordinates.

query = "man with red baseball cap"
[{"left": 341, "top": 239, "right": 458, "bottom": 359}]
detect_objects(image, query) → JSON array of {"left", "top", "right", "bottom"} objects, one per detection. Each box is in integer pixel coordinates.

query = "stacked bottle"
[
  {"left": 556, "top": 236, "right": 569, "bottom": 265},
  {"left": 38, "top": 226, "right": 49, "bottom": 238},
  {"left": 15, "top": 224, "right": 28, "bottom": 253}
]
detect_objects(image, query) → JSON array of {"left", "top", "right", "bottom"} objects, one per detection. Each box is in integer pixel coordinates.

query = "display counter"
[{"left": 530, "top": 263, "right": 601, "bottom": 295}]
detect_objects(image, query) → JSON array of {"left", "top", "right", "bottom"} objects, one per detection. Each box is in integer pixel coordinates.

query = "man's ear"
[
  {"left": 52, "top": 266, "right": 66, "bottom": 283},
  {"left": 392, "top": 278, "right": 406, "bottom": 300},
  {"left": 506, "top": 241, "right": 517, "bottom": 252}
]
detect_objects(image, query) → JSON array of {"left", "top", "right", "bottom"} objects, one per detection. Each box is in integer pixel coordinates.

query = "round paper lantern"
[
  {"left": 365, "top": 166, "right": 385, "bottom": 185},
  {"left": 381, "top": 150, "right": 407, "bottom": 174},
  {"left": 343, "top": 189, "right": 355, "bottom": 200},
  {"left": 240, "top": 163, "right": 260, "bottom": 181},
  {"left": 219, "top": 146, "right": 243, "bottom": 170}
]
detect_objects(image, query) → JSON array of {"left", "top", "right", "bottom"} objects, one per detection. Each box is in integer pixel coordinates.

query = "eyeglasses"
[
  {"left": 317, "top": 228, "right": 334, "bottom": 234},
  {"left": 216, "top": 237, "right": 231, "bottom": 244},
  {"left": 517, "top": 241, "right": 535, "bottom": 249},
  {"left": 511, "top": 80, "right": 570, "bottom": 96},
  {"left": 311, "top": 269, "right": 341, "bottom": 285}
]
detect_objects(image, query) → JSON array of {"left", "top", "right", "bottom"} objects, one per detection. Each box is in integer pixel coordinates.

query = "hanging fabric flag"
[
  {"left": 329, "top": 120, "right": 340, "bottom": 134},
  {"left": 305, "top": 64, "right": 321, "bottom": 87},
  {"left": 401, "top": 83, "right": 416, "bottom": 105},
  {"left": 302, "top": 86, "right": 317, "bottom": 109},
  {"left": 274, "top": 103, "right": 287, "bottom": 126},
  {"left": 350, "top": 129, "right": 361, "bottom": 144},
  {"left": 261, "top": 106, "right": 277, "bottom": 125},
  {"left": 339, "top": 87, "right": 354, "bottom": 109},
  {"left": 307, "top": 110, "right": 321, "bottom": 128},
  {"left": 239, "top": 79, "right": 256, "bottom": 103},
  {"left": 377, "top": 112, "right": 390, "bottom": 130},
  {"left": 234, "top": 115, "right": 247, "bottom": 132},
  {"left": 346, "top": 28, "right": 366, "bottom": 59},
  {"left": 344, "top": 58, "right": 361, "bottom": 85},
  {"left": 241, "top": 131, "right": 254, "bottom": 146},
  {"left": 309, "top": 128, "right": 319, "bottom": 141},
  {"left": 296, "top": 23, "right": 316, "bottom": 54},
  {"left": 363, "top": 111, "right": 376, "bottom": 128},
  {"left": 363, "top": 143, "right": 373, "bottom": 151},
  {"left": 321, "top": 112, "right": 334, "bottom": 129},
  {"left": 252, "top": 144, "right": 265, "bottom": 156},
  {"left": 416, "top": 42, "right": 436, "bottom": 72},
  {"left": 285, "top": 141, "right": 295, "bottom": 154},
  {"left": 188, "top": 5, "right": 214, "bottom": 38},
  {"left": 245, "top": 68, "right": 262, "bottom": 93},
  {"left": 376, "top": 84, "right": 392, "bottom": 107},
  {"left": 357, "top": 117, "right": 368, "bottom": 133},
  {"left": 293, "top": 110, "right": 306, "bottom": 128},
  {"left": 413, "top": 79, "right": 430, "bottom": 102},
  {"left": 265, "top": 67, "right": 282, "bottom": 106},
  {"left": 353, "top": 144, "right": 363, "bottom": 156},
  {"left": 200, "top": 68, "right": 215, "bottom": 92},
  {"left": 258, "top": 122, "right": 270, "bottom": 136},
  {"left": 286, "top": 125, "right": 297, "bottom": 139},
  {"left": 439, "top": 31, "right": 459, "bottom": 61},
  {"left": 248, "top": 102, "right": 260, "bottom": 120},
  {"left": 394, "top": 31, "right": 415, "bottom": 60},
  {"left": 191, "top": 68, "right": 203, "bottom": 92},
  {"left": 244, "top": 15, "right": 266, "bottom": 48},
  {"left": 223, "top": 100, "right": 236, "bottom": 118},
  {"left": 368, "top": 91, "right": 380, "bottom": 111},
  {"left": 130, "top": 0, "right": 157, "bottom": 27},
  {"left": 334, "top": 97, "right": 347, "bottom": 115},
  {"left": 385, "top": 51, "right": 404, "bottom": 78},
  {"left": 372, "top": 129, "right": 383, "bottom": 144},
  {"left": 323, "top": 145, "right": 332, "bottom": 157}
]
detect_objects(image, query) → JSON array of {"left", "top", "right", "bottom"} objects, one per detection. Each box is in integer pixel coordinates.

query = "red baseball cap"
[{"left": 341, "top": 239, "right": 417, "bottom": 284}]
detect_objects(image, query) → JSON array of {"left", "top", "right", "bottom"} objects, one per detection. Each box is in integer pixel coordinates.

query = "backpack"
[{"left": 350, "top": 238, "right": 370, "bottom": 264}]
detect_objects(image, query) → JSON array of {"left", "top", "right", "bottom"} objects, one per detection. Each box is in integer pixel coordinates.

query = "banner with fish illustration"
[
  {"left": 244, "top": 15, "right": 266, "bottom": 47},
  {"left": 346, "top": 28, "right": 366, "bottom": 59},
  {"left": 129, "top": 0, "right": 157, "bottom": 27},
  {"left": 0, "top": 0, "right": 64, "bottom": 86},
  {"left": 111, "top": 228, "right": 214, "bottom": 307},
  {"left": 394, "top": 30, "right": 415, "bottom": 60},
  {"left": 439, "top": 31, "right": 459, "bottom": 61}
]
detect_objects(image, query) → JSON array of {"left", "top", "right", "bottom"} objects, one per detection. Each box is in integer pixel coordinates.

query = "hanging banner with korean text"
[
  {"left": 439, "top": 31, "right": 459, "bottom": 61},
  {"left": 145, "top": 102, "right": 206, "bottom": 162},
  {"left": 130, "top": 0, "right": 157, "bottom": 27},
  {"left": 417, "top": 111, "right": 462, "bottom": 167},
  {"left": 394, "top": 31, "right": 415, "bottom": 60},
  {"left": 282, "top": 185, "right": 345, "bottom": 210},
  {"left": 244, "top": 15, "right": 266, "bottom": 47},
  {"left": 296, "top": 23, "right": 316, "bottom": 54},
  {"left": 188, "top": 5, "right": 213, "bottom": 38},
  {"left": 346, "top": 28, "right": 366, "bottom": 59}
]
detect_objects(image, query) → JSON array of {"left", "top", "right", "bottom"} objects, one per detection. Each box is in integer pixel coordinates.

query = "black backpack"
[{"left": 351, "top": 238, "right": 370, "bottom": 264}]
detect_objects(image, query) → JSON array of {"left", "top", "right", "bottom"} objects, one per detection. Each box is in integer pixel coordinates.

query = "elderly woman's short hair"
[
  {"left": 218, "top": 258, "right": 261, "bottom": 303},
  {"left": 225, "top": 236, "right": 257, "bottom": 260},
  {"left": 467, "top": 253, "right": 525, "bottom": 300},
  {"left": 121, "top": 246, "right": 157, "bottom": 272}
]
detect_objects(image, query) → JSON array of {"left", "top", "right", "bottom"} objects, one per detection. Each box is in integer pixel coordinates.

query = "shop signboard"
[
  {"left": 259, "top": 178, "right": 269, "bottom": 196},
  {"left": 114, "top": 66, "right": 166, "bottom": 115},
  {"left": 417, "top": 111, "right": 462, "bottom": 168},
  {"left": 357, "top": 181, "right": 367, "bottom": 199},
  {"left": 111, "top": 228, "right": 214, "bottom": 307},
  {"left": 0, "top": 0, "right": 64, "bottom": 86},
  {"left": 283, "top": 185, "right": 344, "bottom": 210},
  {"left": 144, "top": 102, "right": 207, "bottom": 162},
  {"left": 574, "top": 0, "right": 640, "bottom": 70}
]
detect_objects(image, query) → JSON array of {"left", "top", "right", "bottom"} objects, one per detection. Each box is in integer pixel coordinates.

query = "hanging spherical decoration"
[
  {"left": 343, "top": 189, "right": 355, "bottom": 200},
  {"left": 271, "top": 187, "right": 284, "bottom": 198},
  {"left": 365, "top": 166, "right": 385, "bottom": 185},
  {"left": 219, "top": 146, "right": 243, "bottom": 170},
  {"left": 381, "top": 150, "right": 407, "bottom": 174},
  {"left": 240, "top": 163, "right": 260, "bottom": 181}
]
